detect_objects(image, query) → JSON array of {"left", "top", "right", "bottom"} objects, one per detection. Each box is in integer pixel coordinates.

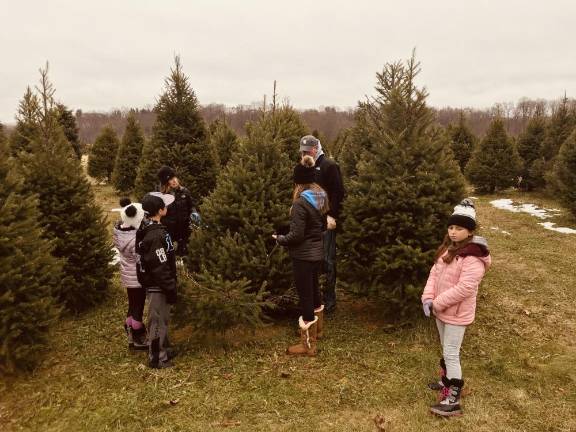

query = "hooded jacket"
[
  {"left": 276, "top": 190, "right": 327, "bottom": 261},
  {"left": 421, "top": 236, "right": 492, "bottom": 326},
  {"left": 135, "top": 220, "right": 177, "bottom": 295},
  {"left": 161, "top": 186, "right": 196, "bottom": 242},
  {"left": 113, "top": 223, "right": 141, "bottom": 289}
]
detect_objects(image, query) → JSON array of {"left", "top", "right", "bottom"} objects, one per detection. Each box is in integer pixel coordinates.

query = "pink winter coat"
[
  {"left": 421, "top": 237, "right": 491, "bottom": 326},
  {"left": 113, "top": 224, "right": 141, "bottom": 289}
]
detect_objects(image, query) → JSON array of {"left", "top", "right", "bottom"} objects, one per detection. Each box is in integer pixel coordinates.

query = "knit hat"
[
  {"left": 121, "top": 202, "right": 145, "bottom": 229},
  {"left": 157, "top": 165, "right": 176, "bottom": 185},
  {"left": 141, "top": 192, "right": 175, "bottom": 216},
  {"left": 299, "top": 135, "right": 320, "bottom": 152},
  {"left": 293, "top": 155, "right": 317, "bottom": 184},
  {"left": 447, "top": 198, "right": 477, "bottom": 231}
]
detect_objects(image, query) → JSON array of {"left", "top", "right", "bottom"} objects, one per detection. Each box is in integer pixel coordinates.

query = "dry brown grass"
[{"left": 1, "top": 187, "right": 575, "bottom": 431}]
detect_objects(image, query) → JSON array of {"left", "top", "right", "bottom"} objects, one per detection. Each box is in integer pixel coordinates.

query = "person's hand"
[
  {"left": 327, "top": 216, "right": 337, "bottom": 230},
  {"left": 423, "top": 300, "right": 433, "bottom": 318}
]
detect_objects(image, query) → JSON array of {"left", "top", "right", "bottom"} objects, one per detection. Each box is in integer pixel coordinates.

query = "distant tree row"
[
  {"left": 437, "top": 99, "right": 576, "bottom": 216},
  {"left": 62, "top": 97, "right": 571, "bottom": 156}
]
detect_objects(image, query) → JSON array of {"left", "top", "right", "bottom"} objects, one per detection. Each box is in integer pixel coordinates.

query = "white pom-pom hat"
[{"left": 447, "top": 198, "right": 476, "bottom": 231}]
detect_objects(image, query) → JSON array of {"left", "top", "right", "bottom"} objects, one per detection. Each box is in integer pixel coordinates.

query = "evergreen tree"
[
  {"left": 517, "top": 115, "right": 547, "bottom": 190},
  {"left": 542, "top": 96, "right": 576, "bottom": 162},
  {"left": 187, "top": 111, "right": 295, "bottom": 319},
  {"left": 246, "top": 105, "right": 307, "bottom": 161},
  {"left": 339, "top": 54, "right": 466, "bottom": 319},
  {"left": 0, "top": 140, "right": 63, "bottom": 373},
  {"left": 134, "top": 56, "right": 218, "bottom": 202},
  {"left": 87, "top": 126, "right": 119, "bottom": 181},
  {"left": 552, "top": 129, "right": 576, "bottom": 217},
  {"left": 19, "top": 64, "right": 113, "bottom": 313},
  {"left": 339, "top": 104, "right": 374, "bottom": 178},
  {"left": 9, "top": 87, "right": 41, "bottom": 156},
  {"left": 55, "top": 103, "right": 81, "bottom": 158},
  {"left": 173, "top": 270, "right": 272, "bottom": 334},
  {"left": 111, "top": 113, "right": 144, "bottom": 193},
  {"left": 209, "top": 118, "right": 240, "bottom": 168},
  {"left": 324, "top": 127, "right": 350, "bottom": 162},
  {"left": 466, "top": 117, "right": 522, "bottom": 193},
  {"left": 446, "top": 112, "right": 476, "bottom": 172}
]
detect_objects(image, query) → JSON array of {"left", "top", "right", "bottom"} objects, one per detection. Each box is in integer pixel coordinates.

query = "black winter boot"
[
  {"left": 131, "top": 326, "right": 148, "bottom": 351},
  {"left": 427, "top": 358, "right": 446, "bottom": 391},
  {"left": 430, "top": 378, "right": 464, "bottom": 417},
  {"left": 148, "top": 338, "right": 173, "bottom": 369}
]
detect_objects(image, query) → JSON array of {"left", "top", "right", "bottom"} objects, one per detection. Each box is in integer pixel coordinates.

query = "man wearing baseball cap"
[{"left": 299, "top": 135, "right": 345, "bottom": 313}]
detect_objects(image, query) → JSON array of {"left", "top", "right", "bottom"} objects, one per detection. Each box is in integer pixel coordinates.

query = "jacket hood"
[
  {"left": 457, "top": 235, "right": 491, "bottom": 268},
  {"left": 113, "top": 224, "right": 137, "bottom": 254},
  {"left": 301, "top": 189, "right": 327, "bottom": 211}
]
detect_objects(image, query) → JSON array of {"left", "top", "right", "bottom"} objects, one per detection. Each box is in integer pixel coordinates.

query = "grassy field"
[{"left": 1, "top": 186, "right": 575, "bottom": 431}]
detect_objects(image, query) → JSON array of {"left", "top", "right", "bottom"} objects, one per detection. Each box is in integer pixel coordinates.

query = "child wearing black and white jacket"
[{"left": 136, "top": 192, "right": 178, "bottom": 369}]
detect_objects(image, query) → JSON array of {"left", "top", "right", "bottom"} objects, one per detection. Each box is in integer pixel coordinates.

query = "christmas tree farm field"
[{"left": 1, "top": 185, "right": 575, "bottom": 431}]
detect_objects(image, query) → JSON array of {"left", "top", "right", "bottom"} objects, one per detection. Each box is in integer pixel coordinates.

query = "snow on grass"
[
  {"left": 490, "top": 226, "right": 512, "bottom": 236},
  {"left": 538, "top": 222, "right": 576, "bottom": 234},
  {"left": 491, "top": 198, "right": 575, "bottom": 234},
  {"left": 490, "top": 198, "right": 557, "bottom": 219}
]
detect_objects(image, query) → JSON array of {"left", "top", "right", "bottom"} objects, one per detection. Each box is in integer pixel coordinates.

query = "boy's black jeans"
[{"left": 292, "top": 259, "right": 322, "bottom": 322}]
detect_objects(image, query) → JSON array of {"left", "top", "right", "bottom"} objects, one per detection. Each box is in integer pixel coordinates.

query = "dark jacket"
[
  {"left": 161, "top": 186, "right": 196, "bottom": 242},
  {"left": 315, "top": 154, "right": 345, "bottom": 219},
  {"left": 276, "top": 196, "right": 325, "bottom": 261},
  {"left": 136, "top": 220, "right": 177, "bottom": 296}
]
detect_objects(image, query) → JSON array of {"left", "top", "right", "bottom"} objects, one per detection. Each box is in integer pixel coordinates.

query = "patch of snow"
[
  {"left": 538, "top": 222, "right": 576, "bottom": 234},
  {"left": 490, "top": 199, "right": 559, "bottom": 219},
  {"left": 490, "top": 226, "right": 511, "bottom": 236},
  {"left": 110, "top": 247, "right": 121, "bottom": 265}
]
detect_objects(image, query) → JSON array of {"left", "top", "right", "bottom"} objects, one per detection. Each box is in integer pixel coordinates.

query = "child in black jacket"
[
  {"left": 274, "top": 155, "right": 329, "bottom": 356},
  {"left": 137, "top": 193, "right": 177, "bottom": 369}
]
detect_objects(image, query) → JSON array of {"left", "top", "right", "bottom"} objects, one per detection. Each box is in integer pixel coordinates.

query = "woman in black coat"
[
  {"left": 157, "top": 166, "right": 197, "bottom": 257},
  {"left": 273, "top": 155, "right": 329, "bottom": 356}
]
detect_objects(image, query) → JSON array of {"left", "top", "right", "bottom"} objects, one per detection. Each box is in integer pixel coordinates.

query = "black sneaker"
[
  {"left": 166, "top": 347, "right": 178, "bottom": 360},
  {"left": 149, "top": 360, "right": 174, "bottom": 369},
  {"left": 131, "top": 327, "right": 148, "bottom": 351}
]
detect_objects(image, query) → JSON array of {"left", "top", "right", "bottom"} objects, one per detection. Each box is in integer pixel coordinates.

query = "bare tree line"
[{"left": 58, "top": 96, "right": 576, "bottom": 148}]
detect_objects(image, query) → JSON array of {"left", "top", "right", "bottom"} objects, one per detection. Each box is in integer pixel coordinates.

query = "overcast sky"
[{"left": 1, "top": 0, "right": 574, "bottom": 123}]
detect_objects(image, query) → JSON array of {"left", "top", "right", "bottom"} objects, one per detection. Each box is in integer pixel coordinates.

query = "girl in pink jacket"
[
  {"left": 421, "top": 199, "right": 491, "bottom": 417},
  {"left": 113, "top": 198, "right": 146, "bottom": 350}
]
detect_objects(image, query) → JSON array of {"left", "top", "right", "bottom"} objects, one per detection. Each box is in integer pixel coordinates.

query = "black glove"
[{"left": 165, "top": 289, "right": 177, "bottom": 305}]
